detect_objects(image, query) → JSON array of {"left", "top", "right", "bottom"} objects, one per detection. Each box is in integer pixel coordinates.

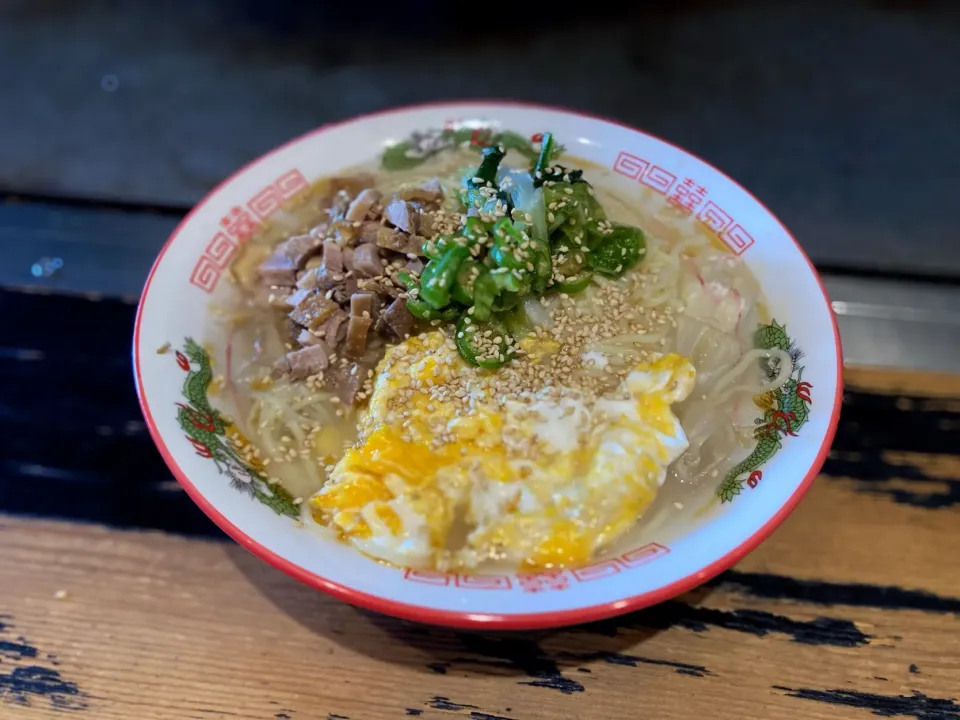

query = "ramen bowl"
[{"left": 133, "top": 101, "right": 842, "bottom": 629}]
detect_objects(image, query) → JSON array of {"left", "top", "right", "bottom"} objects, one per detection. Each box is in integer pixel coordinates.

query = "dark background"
[{"left": 1, "top": 0, "right": 959, "bottom": 295}]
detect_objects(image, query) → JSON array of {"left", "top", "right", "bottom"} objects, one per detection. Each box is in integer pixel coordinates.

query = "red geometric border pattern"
[
  {"left": 612, "top": 151, "right": 649, "bottom": 180},
  {"left": 641, "top": 165, "right": 677, "bottom": 195},
  {"left": 612, "top": 151, "right": 755, "bottom": 256},
  {"left": 204, "top": 232, "right": 239, "bottom": 268},
  {"left": 402, "top": 543, "right": 669, "bottom": 593},
  {"left": 189, "top": 169, "right": 310, "bottom": 293}
]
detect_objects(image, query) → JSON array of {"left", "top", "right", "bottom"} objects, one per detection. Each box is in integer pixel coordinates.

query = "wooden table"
[
  {"left": 1, "top": 5, "right": 958, "bottom": 715},
  {"left": 2, "top": 286, "right": 958, "bottom": 719}
]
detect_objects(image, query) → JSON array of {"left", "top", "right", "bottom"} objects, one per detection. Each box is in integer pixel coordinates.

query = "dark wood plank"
[
  {"left": 0, "top": 198, "right": 177, "bottom": 298},
  {"left": 1, "top": 1, "right": 960, "bottom": 275}
]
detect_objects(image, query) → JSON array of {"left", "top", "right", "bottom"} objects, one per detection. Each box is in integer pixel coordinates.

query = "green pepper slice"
[
  {"left": 423, "top": 234, "right": 454, "bottom": 261},
  {"left": 553, "top": 271, "right": 593, "bottom": 294},
  {"left": 418, "top": 245, "right": 469, "bottom": 309},
  {"left": 394, "top": 269, "right": 419, "bottom": 291},
  {"left": 588, "top": 225, "right": 646, "bottom": 277},
  {"left": 471, "top": 269, "right": 498, "bottom": 323},
  {"left": 533, "top": 132, "right": 555, "bottom": 183},
  {"left": 406, "top": 298, "right": 460, "bottom": 322},
  {"left": 492, "top": 291, "right": 520, "bottom": 313},
  {"left": 452, "top": 259, "right": 481, "bottom": 305},
  {"left": 460, "top": 216, "right": 491, "bottom": 247},
  {"left": 455, "top": 313, "right": 511, "bottom": 370}
]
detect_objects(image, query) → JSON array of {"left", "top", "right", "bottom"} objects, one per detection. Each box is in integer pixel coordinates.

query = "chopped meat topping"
[
  {"left": 331, "top": 275, "right": 359, "bottom": 305},
  {"left": 252, "top": 177, "right": 435, "bottom": 393},
  {"left": 325, "top": 356, "right": 380, "bottom": 405},
  {"left": 376, "top": 227, "right": 423, "bottom": 255},
  {"left": 358, "top": 220, "right": 381, "bottom": 245},
  {"left": 316, "top": 308, "right": 349, "bottom": 343},
  {"left": 405, "top": 257, "right": 425, "bottom": 275},
  {"left": 396, "top": 177, "right": 443, "bottom": 204},
  {"left": 297, "top": 328, "right": 327, "bottom": 347},
  {"left": 350, "top": 291, "right": 377, "bottom": 319},
  {"left": 351, "top": 243, "right": 382, "bottom": 278},
  {"left": 377, "top": 297, "right": 414, "bottom": 339},
  {"left": 282, "top": 288, "right": 311, "bottom": 308},
  {"left": 259, "top": 234, "right": 323, "bottom": 285},
  {"left": 281, "top": 317, "right": 301, "bottom": 346},
  {"left": 296, "top": 240, "right": 346, "bottom": 291},
  {"left": 344, "top": 292, "right": 378, "bottom": 359},
  {"left": 344, "top": 315, "right": 373, "bottom": 359},
  {"left": 344, "top": 188, "right": 382, "bottom": 222},
  {"left": 289, "top": 291, "right": 339, "bottom": 330},
  {"left": 359, "top": 278, "right": 402, "bottom": 299},
  {"left": 273, "top": 344, "right": 330, "bottom": 380},
  {"left": 383, "top": 199, "right": 419, "bottom": 234}
]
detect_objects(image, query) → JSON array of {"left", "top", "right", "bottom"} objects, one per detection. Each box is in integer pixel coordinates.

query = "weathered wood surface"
[
  {"left": 2, "top": 1, "right": 960, "bottom": 276},
  {"left": 0, "top": 288, "right": 958, "bottom": 719}
]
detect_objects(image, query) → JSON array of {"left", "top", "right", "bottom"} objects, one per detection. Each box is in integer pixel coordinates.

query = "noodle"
[
  {"left": 219, "top": 146, "right": 784, "bottom": 540},
  {"left": 709, "top": 348, "right": 794, "bottom": 403}
]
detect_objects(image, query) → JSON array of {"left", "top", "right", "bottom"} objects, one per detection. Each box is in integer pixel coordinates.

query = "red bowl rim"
[{"left": 133, "top": 99, "right": 844, "bottom": 630}]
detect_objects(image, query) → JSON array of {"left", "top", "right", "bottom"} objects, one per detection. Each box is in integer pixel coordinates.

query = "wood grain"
[
  {"left": 1, "top": 366, "right": 958, "bottom": 719},
  {"left": 0, "top": 507, "right": 956, "bottom": 720}
]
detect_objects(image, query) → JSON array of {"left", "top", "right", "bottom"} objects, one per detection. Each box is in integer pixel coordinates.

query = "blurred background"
[{"left": 0, "top": 0, "right": 958, "bottom": 374}]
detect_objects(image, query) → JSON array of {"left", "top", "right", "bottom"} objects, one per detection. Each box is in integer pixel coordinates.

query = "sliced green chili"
[
  {"left": 460, "top": 216, "right": 490, "bottom": 248},
  {"left": 471, "top": 269, "right": 498, "bottom": 323},
  {"left": 553, "top": 270, "right": 593, "bottom": 294},
  {"left": 423, "top": 234, "right": 454, "bottom": 261},
  {"left": 406, "top": 297, "right": 460, "bottom": 322},
  {"left": 394, "top": 133, "right": 642, "bottom": 369},
  {"left": 394, "top": 269, "right": 419, "bottom": 291},
  {"left": 452, "top": 259, "right": 481, "bottom": 305},
  {"left": 588, "top": 225, "right": 646, "bottom": 277},
  {"left": 455, "top": 313, "right": 511, "bottom": 370},
  {"left": 418, "top": 245, "right": 469, "bottom": 309},
  {"left": 492, "top": 290, "right": 520, "bottom": 313},
  {"left": 490, "top": 218, "right": 528, "bottom": 272}
]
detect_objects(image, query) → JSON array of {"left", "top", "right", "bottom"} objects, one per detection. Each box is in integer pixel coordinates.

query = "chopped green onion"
[{"left": 532, "top": 132, "right": 556, "bottom": 186}]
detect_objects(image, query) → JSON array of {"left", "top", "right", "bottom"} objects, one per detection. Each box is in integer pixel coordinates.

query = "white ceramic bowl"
[{"left": 134, "top": 101, "right": 843, "bottom": 629}]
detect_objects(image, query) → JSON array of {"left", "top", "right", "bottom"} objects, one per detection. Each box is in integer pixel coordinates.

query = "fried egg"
[{"left": 309, "top": 331, "right": 696, "bottom": 571}]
